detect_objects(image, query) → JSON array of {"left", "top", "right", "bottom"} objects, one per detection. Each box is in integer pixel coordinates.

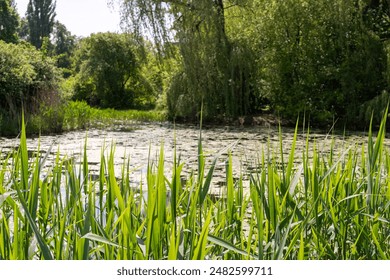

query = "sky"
[{"left": 14, "top": 0, "right": 122, "bottom": 37}]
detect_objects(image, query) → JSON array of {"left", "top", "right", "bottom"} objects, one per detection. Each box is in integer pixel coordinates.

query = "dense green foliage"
[
  {"left": 255, "top": 0, "right": 388, "bottom": 126},
  {"left": 1, "top": 0, "right": 390, "bottom": 262},
  {"left": 26, "top": 0, "right": 56, "bottom": 49},
  {"left": 116, "top": 0, "right": 390, "bottom": 127},
  {"left": 363, "top": 0, "right": 390, "bottom": 40},
  {"left": 51, "top": 21, "right": 76, "bottom": 76},
  {"left": 72, "top": 33, "right": 159, "bottom": 109},
  {"left": 28, "top": 100, "right": 166, "bottom": 134},
  {"left": 0, "top": 0, "right": 19, "bottom": 43},
  {"left": 0, "top": 40, "right": 60, "bottom": 135},
  {"left": 165, "top": 0, "right": 258, "bottom": 120},
  {"left": 116, "top": 0, "right": 261, "bottom": 121},
  {"left": 0, "top": 115, "right": 389, "bottom": 259},
  {"left": 2, "top": 0, "right": 390, "bottom": 134}
]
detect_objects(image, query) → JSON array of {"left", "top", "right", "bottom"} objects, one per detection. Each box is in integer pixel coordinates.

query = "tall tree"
[
  {"left": 52, "top": 21, "right": 76, "bottom": 74},
  {"left": 114, "top": 0, "right": 258, "bottom": 120},
  {"left": 26, "top": 0, "right": 56, "bottom": 48},
  {"left": 73, "top": 33, "right": 138, "bottom": 108},
  {"left": 254, "top": 0, "right": 387, "bottom": 126},
  {"left": 0, "top": 0, "right": 19, "bottom": 43}
]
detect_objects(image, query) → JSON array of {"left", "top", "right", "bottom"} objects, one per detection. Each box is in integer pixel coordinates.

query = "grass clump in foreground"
[{"left": 0, "top": 114, "right": 389, "bottom": 260}]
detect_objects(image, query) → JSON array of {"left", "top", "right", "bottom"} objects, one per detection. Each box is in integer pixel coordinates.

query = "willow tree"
[{"left": 114, "top": 0, "right": 259, "bottom": 121}]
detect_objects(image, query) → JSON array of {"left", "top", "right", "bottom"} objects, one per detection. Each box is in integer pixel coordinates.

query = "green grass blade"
[
  {"left": 19, "top": 113, "right": 29, "bottom": 193},
  {"left": 192, "top": 208, "right": 212, "bottom": 260},
  {"left": 14, "top": 181, "right": 53, "bottom": 260},
  {"left": 208, "top": 234, "right": 257, "bottom": 259},
  {"left": 298, "top": 232, "right": 305, "bottom": 260},
  {"left": 82, "top": 233, "right": 121, "bottom": 248},
  {"left": 274, "top": 209, "right": 296, "bottom": 260},
  {"left": 0, "top": 191, "right": 16, "bottom": 207}
]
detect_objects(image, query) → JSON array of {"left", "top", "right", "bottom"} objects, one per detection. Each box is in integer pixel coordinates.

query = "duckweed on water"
[{"left": 0, "top": 114, "right": 389, "bottom": 260}]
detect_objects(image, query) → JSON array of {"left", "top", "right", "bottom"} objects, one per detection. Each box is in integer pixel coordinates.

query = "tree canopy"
[
  {"left": 0, "top": 40, "right": 60, "bottom": 120},
  {"left": 51, "top": 21, "right": 76, "bottom": 76},
  {"left": 114, "top": 0, "right": 260, "bottom": 121},
  {"left": 26, "top": 0, "right": 56, "bottom": 49},
  {"left": 254, "top": 0, "right": 387, "bottom": 125},
  {"left": 72, "top": 33, "right": 140, "bottom": 108},
  {"left": 113, "top": 0, "right": 390, "bottom": 127},
  {"left": 1, "top": 0, "right": 390, "bottom": 131},
  {"left": 0, "top": 0, "right": 19, "bottom": 43}
]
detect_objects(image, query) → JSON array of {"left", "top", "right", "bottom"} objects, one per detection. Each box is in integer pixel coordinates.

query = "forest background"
[{"left": 1, "top": 0, "right": 390, "bottom": 136}]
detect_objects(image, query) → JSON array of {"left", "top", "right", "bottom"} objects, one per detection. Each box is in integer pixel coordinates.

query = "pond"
[{"left": 0, "top": 122, "right": 375, "bottom": 195}]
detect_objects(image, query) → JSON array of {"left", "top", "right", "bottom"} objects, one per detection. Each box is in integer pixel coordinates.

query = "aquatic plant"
[{"left": 0, "top": 114, "right": 389, "bottom": 260}]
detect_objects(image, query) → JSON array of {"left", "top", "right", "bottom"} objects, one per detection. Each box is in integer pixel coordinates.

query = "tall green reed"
[{"left": 0, "top": 113, "right": 389, "bottom": 260}]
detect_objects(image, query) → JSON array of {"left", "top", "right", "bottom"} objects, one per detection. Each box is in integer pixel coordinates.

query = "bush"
[
  {"left": 63, "top": 100, "right": 95, "bottom": 130},
  {"left": 256, "top": 0, "right": 388, "bottom": 128},
  {"left": 0, "top": 40, "right": 61, "bottom": 135},
  {"left": 353, "top": 90, "right": 390, "bottom": 130},
  {"left": 72, "top": 33, "right": 138, "bottom": 109}
]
